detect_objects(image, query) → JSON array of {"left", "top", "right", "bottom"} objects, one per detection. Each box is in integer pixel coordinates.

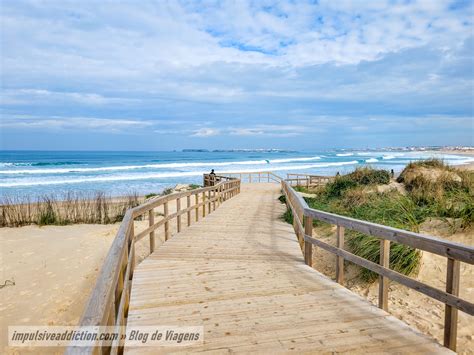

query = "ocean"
[{"left": 1, "top": 150, "right": 472, "bottom": 199}]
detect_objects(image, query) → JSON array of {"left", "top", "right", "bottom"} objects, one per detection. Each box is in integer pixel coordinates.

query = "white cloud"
[
  {"left": 191, "top": 128, "right": 221, "bottom": 137},
  {"left": 0, "top": 116, "right": 153, "bottom": 132},
  {"left": 1, "top": 89, "right": 138, "bottom": 105},
  {"left": 0, "top": 1, "right": 472, "bottom": 149}
]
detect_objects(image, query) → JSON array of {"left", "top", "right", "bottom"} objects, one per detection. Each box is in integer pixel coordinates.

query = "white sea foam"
[
  {"left": 365, "top": 158, "right": 379, "bottom": 163},
  {"left": 382, "top": 155, "right": 396, "bottom": 160},
  {"left": 0, "top": 160, "right": 358, "bottom": 187},
  {"left": 269, "top": 156, "right": 321, "bottom": 163},
  {"left": 336, "top": 153, "right": 353, "bottom": 156},
  {"left": 0, "top": 156, "right": 322, "bottom": 174}
]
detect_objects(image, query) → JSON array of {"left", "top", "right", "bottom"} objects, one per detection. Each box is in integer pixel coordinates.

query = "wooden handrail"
[
  {"left": 286, "top": 173, "right": 335, "bottom": 187},
  {"left": 66, "top": 177, "right": 241, "bottom": 354},
  {"left": 280, "top": 179, "right": 474, "bottom": 351},
  {"left": 209, "top": 171, "right": 282, "bottom": 184}
]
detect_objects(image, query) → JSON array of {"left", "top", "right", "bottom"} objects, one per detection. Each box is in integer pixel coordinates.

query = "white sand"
[{"left": 0, "top": 224, "right": 118, "bottom": 353}]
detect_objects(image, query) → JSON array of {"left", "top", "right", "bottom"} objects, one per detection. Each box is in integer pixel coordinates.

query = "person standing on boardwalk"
[{"left": 209, "top": 169, "right": 216, "bottom": 185}]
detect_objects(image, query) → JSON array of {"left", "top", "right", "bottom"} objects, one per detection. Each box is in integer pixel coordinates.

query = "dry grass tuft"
[{"left": 0, "top": 192, "right": 142, "bottom": 227}]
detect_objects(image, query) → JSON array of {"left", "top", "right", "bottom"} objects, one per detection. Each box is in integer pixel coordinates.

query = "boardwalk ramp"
[{"left": 125, "top": 183, "right": 448, "bottom": 353}]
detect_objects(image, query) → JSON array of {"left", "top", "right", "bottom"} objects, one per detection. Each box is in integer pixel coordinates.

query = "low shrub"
[
  {"left": 281, "top": 207, "right": 293, "bottom": 224},
  {"left": 161, "top": 188, "right": 174, "bottom": 195},
  {"left": 348, "top": 167, "right": 390, "bottom": 185},
  {"left": 324, "top": 167, "right": 390, "bottom": 198},
  {"left": 325, "top": 176, "right": 358, "bottom": 198}
]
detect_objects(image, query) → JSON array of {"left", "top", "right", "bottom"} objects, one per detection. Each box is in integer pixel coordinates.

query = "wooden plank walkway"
[{"left": 125, "top": 183, "right": 450, "bottom": 354}]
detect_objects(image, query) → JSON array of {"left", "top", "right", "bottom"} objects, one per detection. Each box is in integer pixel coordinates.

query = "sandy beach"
[{"left": 0, "top": 200, "right": 184, "bottom": 353}]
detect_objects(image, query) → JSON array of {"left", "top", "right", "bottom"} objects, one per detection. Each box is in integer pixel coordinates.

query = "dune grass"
[
  {"left": 281, "top": 162, "right": 473, "bottom": 282},
  {"left": 0, "top": 192, "right": 142, "bottom": 227}
]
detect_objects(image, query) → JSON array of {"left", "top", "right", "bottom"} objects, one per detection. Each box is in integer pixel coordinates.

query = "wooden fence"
[
  {"left": 285, "top": 173, "right": 334, "bottom": 188},
  {"left": 280, "top": 178, "right": 473, "bottom": 352},
  {"left": 204, "top": 171, "right": 281, "bottom": 185},
  {"left": 66, "top": 178, "right": 240, "bottom": 354}
]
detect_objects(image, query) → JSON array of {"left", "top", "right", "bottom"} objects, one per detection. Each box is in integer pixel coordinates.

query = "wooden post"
[
  {"left": 129, "top": 222, "right": 135, "bottom": 278},
  {"left": 444, "top": 258, "right": 460, "bottom": 351},
  {"left": 116, "top": 265, "right": 124, "bottom": 307},
  {"left": 378, "top": 239, "right": 390, "bottom": 311},
  {"left": 148, "top": 209, "right": 155, "bottom": 253},
  {"left": 195, "top": 194, "right": 199, "bottom": 222},
  {"left": 164, "top": 202, "right": 169, "bottom": 241},
  {"left": 249, "top": 174, "right": 252, "bottom": 183},
  {"left": 207, "top": 190, "right": 212, "bottom": 214},
  {"left": 336, "top": 225, "right": 344, "bottom": 284},
  {"left": 304, "top": 215, "right": 313, "bottom": 267},
  {"left": 258, "top": 172, "right": 261, "bottom": 182},
  {"left": 298, "top": 210, "right": 304, "bottom": 246},
  {"left": 212, "top": 190, "right": 216, "bottom": 210},
  {"left": 267, "top": 172, "right": 270, "bottom": 182},
  {"left": 202, "top": 191, "right": 206, "bottom": 217},
  {"left": 187, "top": 195, "right": 191, "bottom": 227},
  {"left": 176, "top": 198, "right": 181, "bottom": 233}
]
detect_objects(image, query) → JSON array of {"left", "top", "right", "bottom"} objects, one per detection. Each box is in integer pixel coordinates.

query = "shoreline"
[{"left": 2, "top": 149, "right": 473, "bottom": 199}]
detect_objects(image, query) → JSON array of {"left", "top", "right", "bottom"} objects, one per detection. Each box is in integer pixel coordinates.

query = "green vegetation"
[
  {"left": 189, "top": 184, "right": 201, "bottom": 190},
  {"left": 282, "top": 206, "right": 293, "bottom": 224},
  {"left": 145, "top": 193, "right": 159, "bottom": 199},
  {"left": 325, "top": 167, "right": 390, "bottom": 198},
  {"left": 161, "top": 187, "right": 174, "bottom": 195},
  {"left": 0, "top": 192, "right": 141, "bottom": 227},
  {"left": 397, "top": 159, "right": 473, "bottom": 228},
  {"left": 281, "top": 162, "right": 473, "bottom": 282},
  {"left": 37, "top": 197, "right": 58, "bottom": 226}
]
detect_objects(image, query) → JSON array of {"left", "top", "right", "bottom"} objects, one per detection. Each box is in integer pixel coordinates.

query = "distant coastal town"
[{"left": 182, "top": 146, "right": 473, "bottom": 153}]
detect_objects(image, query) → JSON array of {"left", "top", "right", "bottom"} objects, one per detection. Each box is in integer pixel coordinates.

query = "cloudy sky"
[{"left": 1, "top": 0, "right": 473, "bottom": 150}]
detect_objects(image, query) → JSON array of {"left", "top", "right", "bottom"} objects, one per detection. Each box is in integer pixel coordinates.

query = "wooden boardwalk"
[{"left": 125, "top": 183, "right": 449, "bottom": 354}]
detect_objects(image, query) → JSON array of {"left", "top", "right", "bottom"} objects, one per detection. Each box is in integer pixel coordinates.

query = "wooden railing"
[
  {"left": 286, "top": 173, "right": 334, "bottom": 188},
  {"left": 280, "top": 179, "right": 473, "bottom": 352},
  {"left": 66, "top": 177, "right": 240, "bottom": 354},
  {"left": 204, "top": 171, "right": 282, "bottom": 184},
  {"left": 203, "top": 173, "right": 240, "bottom": 186}
]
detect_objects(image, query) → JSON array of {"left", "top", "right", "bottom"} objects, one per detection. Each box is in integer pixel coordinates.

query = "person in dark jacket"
[{"left": 209, "top": 169, "right": 216, "bottom": 185}]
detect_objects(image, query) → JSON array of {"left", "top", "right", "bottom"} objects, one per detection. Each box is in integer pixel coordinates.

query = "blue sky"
[{"left": 1, "top": 0, "right": 473, "bottom": 151}]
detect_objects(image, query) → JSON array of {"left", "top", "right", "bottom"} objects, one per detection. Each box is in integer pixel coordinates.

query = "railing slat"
[
  {"left": 378, "top": 239, "right": 390, "bottom": 311},
  {"left": 444, "top": 258, "right": 461, "bottom": 351},
  {"left": 304, "top": 215, "right": 313, "bottom": 267},
  {"left": 148, "top": 209, "right": 155, "bottom": 253},
  {"left": 164, "top": 201, "right": 170, "bottom": 241},
  {"left": 336, "top": 226, "right": 345, "bottom": 285}
]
